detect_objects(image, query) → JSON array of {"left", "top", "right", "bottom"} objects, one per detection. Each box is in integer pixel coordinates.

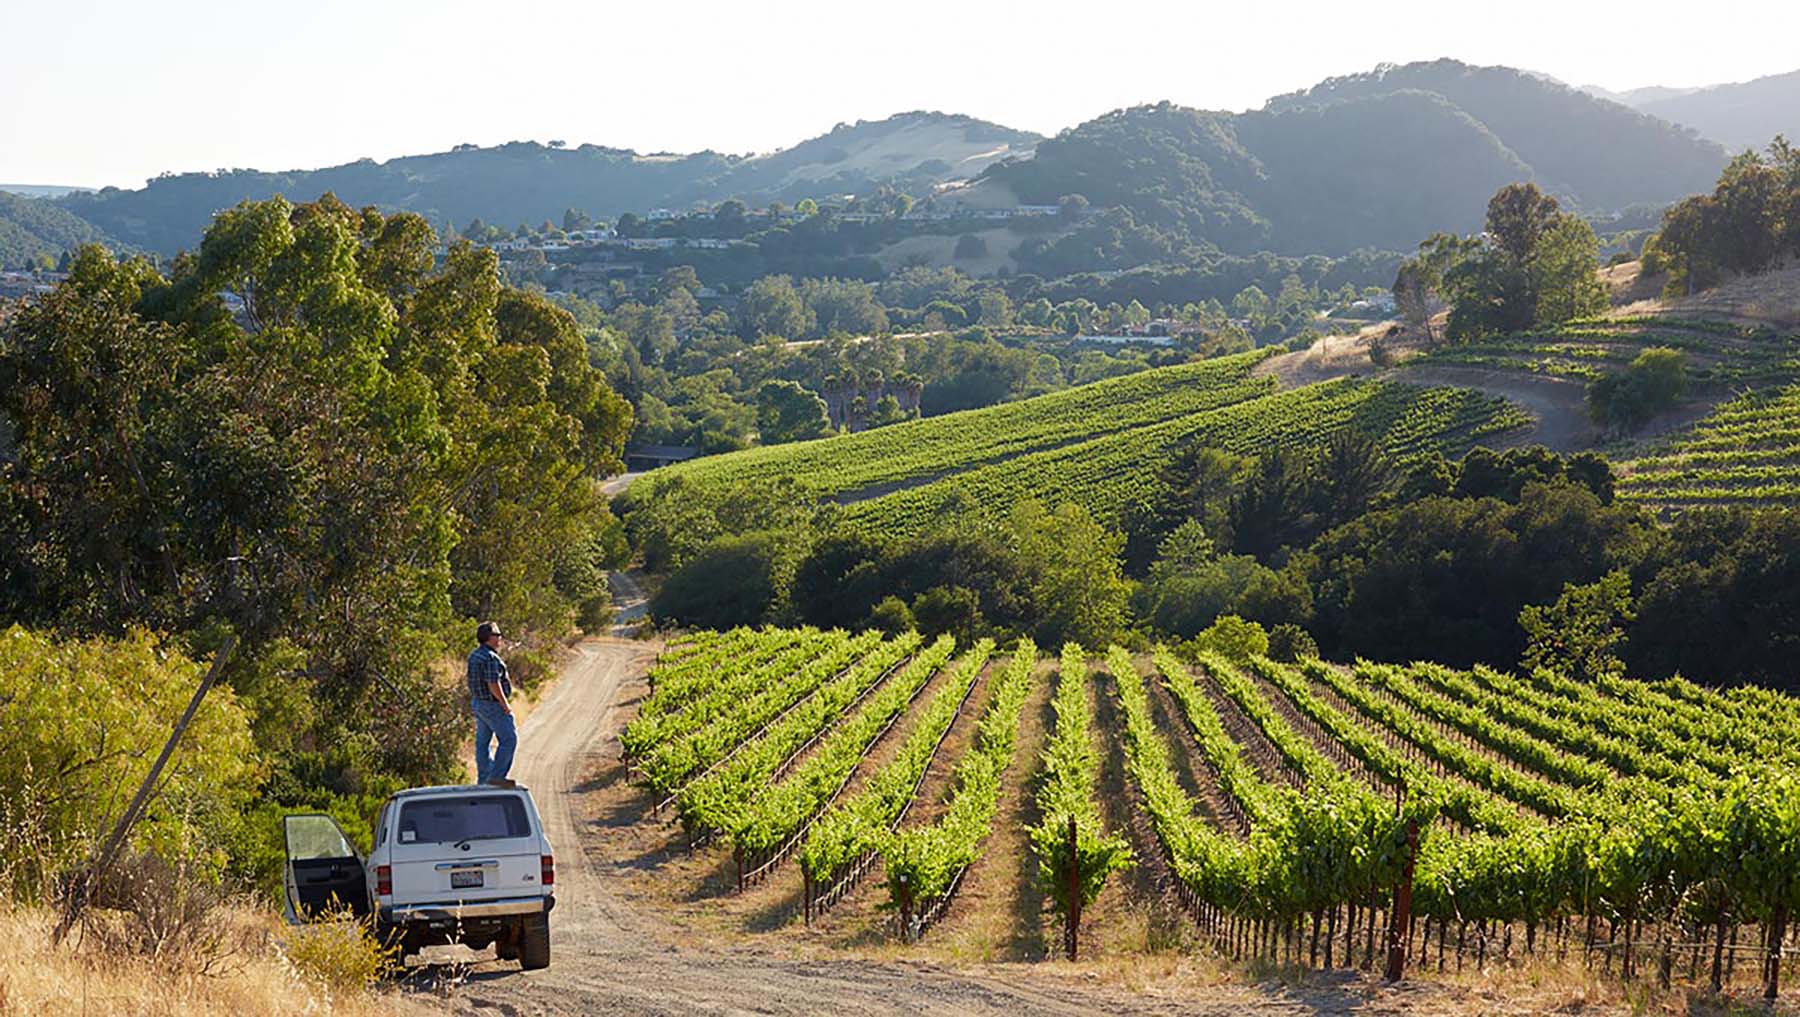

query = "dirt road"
[{"left": 412, "top": 641, "right": 1442, "bottom": 1016}]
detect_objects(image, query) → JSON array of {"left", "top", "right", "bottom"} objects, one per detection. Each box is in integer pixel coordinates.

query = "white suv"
[{"left": 282, "top": 784, "right": 556, "bottom": 970}]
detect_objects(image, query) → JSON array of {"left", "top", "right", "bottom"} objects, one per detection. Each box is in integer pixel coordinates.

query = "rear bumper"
[{"left": 380, "top": 894, "right": 554, "bottom": 924}]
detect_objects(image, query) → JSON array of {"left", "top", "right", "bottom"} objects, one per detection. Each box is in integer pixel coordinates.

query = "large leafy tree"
[
  {"left": 0, "top": 194, "right": 632, "bottom": 788},
  {"left": 1432, "top": 182, "right": 1607, "bottom": 342},
  {"left": 755, "top": 379, "right": 831, "bottom": 444},
  {"left": 1647, "top": 138, "right": 1800, "bottom": 296}
]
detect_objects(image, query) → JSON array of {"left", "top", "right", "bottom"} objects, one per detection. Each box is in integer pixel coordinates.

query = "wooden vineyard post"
[
  {"left": 896, "top": 874, "right": 913, "bottom": 944},
  {"left": 1768, "top": 904, "right": 1788, "bottom": 1001},
  {"left": 1385, "top": 780, "right": 1417, "bottom": 983},
  {"left": 1066, "top": 814, "right": 1081, "bottom": 961}
]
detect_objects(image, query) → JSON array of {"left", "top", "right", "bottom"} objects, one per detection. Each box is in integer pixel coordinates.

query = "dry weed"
[{"left": 0, "top": 901, "right": 414, "bottom": 1016}]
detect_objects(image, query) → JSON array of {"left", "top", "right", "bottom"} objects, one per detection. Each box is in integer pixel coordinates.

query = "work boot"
[{"left": 485, "top": 777, "right": 517, "bottom": 788}]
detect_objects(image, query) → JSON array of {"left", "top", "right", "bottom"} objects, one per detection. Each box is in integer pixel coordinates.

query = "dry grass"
[
  {"left": 0, "top": 902, "right": 422, "bottom": 1017},
  {"left": 1610, "top": 260, "right": 1800, "bottom": 327},
  {"left": 873, "top": 226, "right": 1032, "bottom": 277}
]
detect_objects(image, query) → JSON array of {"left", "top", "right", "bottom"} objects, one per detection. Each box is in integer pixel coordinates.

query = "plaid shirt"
[{"left": 467, "top": 644, "right": 511, "bottom": 703}]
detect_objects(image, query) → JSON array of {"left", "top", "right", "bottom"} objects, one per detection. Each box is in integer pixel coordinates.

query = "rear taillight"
[
  {"left": 541, "top": 854, "right": 555, "bottom": 887},
  {"left": 376, "top": 864, "right": 392, "bottom": 896}
]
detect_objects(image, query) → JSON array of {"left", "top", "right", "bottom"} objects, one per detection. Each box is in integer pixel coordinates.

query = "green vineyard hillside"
[
  {"left": 1619, "top": 385, "right": 1800, "bottom": 506},
  {"left": 621, "top": 627, "right": 1800, "bottom": 996},
  {"left": 623, "top": 348, "right": 1530, "bottom": 542},
  {"left": 1411, "top": 316, "right": 1800, "bottom": 386}
]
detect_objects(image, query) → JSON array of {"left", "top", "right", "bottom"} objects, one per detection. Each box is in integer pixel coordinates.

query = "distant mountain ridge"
[
  {"left": 1621, "top": 70, "right": 1800, "bottom": 152},
  {"left": 0, "top": 184, "right": 93, "bottom": 199},
  {"left": 59, "top": 112, "right": 1041, "bottom": 255},
  {"left": 984, "top": 59, "right": 1726, "bottom": 256},
  {"left": 38, "top": 60, "right": 1749, "bottom": 262}
]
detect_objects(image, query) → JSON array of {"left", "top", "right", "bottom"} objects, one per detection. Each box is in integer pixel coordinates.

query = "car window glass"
[
  {"left": 397, "top": 795, "right": 530, "bottom": 844},
  {"left": 285, "top": 815, "right": 357, "bottom": 860},
  {"left": 375, "top": 804, "right": 388, "bottom": 847}
]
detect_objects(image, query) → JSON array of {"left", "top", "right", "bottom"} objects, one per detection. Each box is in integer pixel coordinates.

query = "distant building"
[
  {"left": 623, "top": 443, "right": 700, "bottom": 471},
  {"left": 1127, "top": 318, "right": 1207, "bottom": 338},
  {"left": 646, "top": 208, "right": 678, "bottom": 222}
]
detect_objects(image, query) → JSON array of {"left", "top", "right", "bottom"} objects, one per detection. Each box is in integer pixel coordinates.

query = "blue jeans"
[{"left": 472, "top": 699, "right": 517, "bottom": 783}]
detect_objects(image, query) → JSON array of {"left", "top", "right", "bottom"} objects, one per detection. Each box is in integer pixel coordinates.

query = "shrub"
[
  {"left": 1588, "top": 347, "right": 1687, "bottom": 433},
  {"left": 1266, "top": 623, "right": 1319, "bottom": 663},
  {"left": 910, "top": 585, "right": 984, "bottom": 642},
  {"left": 279, "top": 909, "right": 397, "bottom": 993},
  {"left": 867, "top": 596, "right": 915, "bottom": 635},
  {"left": 0, "top": 627, "right": 256, "bottom": 900},
  {"left": 649, "top": 530, "right": 799, "bottom": 629},
  {"left": 578, "top": 591, "right": 616, "bottom": 633},
  {"left": 1181, "top": 614, "right": 1269, "bottom": 662},
  {"left": 84, "top": 851, "right": 232, "bottom": 964}
]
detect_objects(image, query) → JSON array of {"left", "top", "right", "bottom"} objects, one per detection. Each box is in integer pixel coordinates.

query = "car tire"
[{"left": 519, "top": 913, "right": 550, "bottom": 970}]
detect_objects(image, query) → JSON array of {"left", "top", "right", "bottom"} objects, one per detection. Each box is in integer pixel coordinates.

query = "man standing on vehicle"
[{"left": 468, "top": 621, "right": 518, "bottom": 787}]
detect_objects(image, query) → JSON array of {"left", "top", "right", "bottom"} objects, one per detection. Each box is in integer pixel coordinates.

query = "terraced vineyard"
[
  {"left": 624, "top": 349, "right": 1282, "bottom": 505},
  {"left": 623, "top": 628, "right": 1800, "bottom": 997},
  {"left": 838, "top": 379, "right": 1527, "bottom": 537},
  {"left": 1410, "top": 316, "right": 1800, "bottom": 385},
  {"left": 621, "top": 348, "right": 1530, "bottom": 541},
  {"left": 1619, "top": 384, "right": 1800, "bottom": 506}
]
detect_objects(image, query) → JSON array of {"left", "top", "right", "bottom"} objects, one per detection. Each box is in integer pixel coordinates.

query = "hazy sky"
[{"left": 5, "top": 0, "right": 1797, "bottom": 188}]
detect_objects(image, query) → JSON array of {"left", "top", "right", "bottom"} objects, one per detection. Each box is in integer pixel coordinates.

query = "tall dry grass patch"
[{"left": 0, "top": 902, "right": 413, "bottom": 1016}]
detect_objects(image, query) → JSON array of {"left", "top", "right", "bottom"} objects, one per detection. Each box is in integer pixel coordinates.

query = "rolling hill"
[
  {"left": 58, "top": 112, "right": 1042, "bottom": 256},
  {"left": 0, "top": 191, "right": 121, "bottom": 269},
  {"left": 49, "top": 59, "right": 1739, "bottom": 262},
  {"left": 1626, "top": 70, "right": 1800, "bottom": 153},
  {"left": 621, "top": 347, "right": 1529, "bottom": 543},
  {"left": 987, "top": 59, "right": 1727, "bottom": 256}
]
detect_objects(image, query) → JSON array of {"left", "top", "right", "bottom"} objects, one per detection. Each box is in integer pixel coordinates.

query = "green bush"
[
  {"left": 1181, "top": 614, "right": 1269, "bottom": 663},
  {"left": 866, "top": 596, "right": 915, "bottom": 635},
  {"left": 650, "top": 530, "right": 799, "bottom": 629},
  {"left": 1266, "top": 623, "right": 1319, "bottom": 663},
  {"left": 1587, "top": 346, "right": 1687, "bottom": 433},
  {"left": 0, "top": 627, "right": 256, "bottom": 901}
]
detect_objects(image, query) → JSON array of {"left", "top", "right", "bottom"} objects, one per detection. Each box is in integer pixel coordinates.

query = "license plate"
[{"left": 451, "top": 870, "right": 484, "bottom": 889}]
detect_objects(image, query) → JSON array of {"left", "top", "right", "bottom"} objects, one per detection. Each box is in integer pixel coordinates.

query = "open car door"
[{"left": 283, "top": 814, "right": 371, "bottom": 923}]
